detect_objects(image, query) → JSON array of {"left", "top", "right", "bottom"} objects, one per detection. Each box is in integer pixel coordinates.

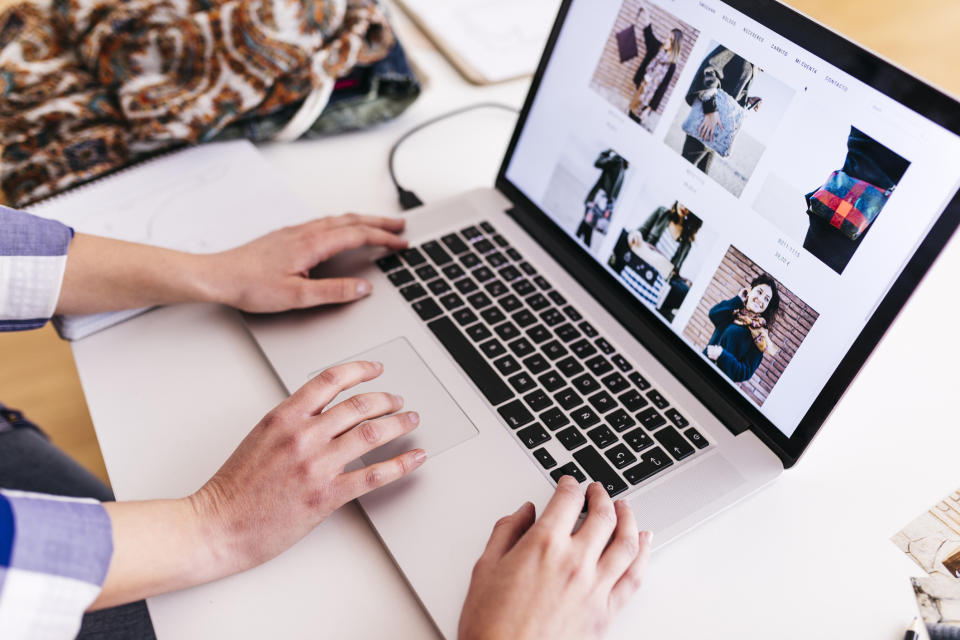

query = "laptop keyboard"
[{"left": 377, "top": 221, "right": 710, "bottom": 497}]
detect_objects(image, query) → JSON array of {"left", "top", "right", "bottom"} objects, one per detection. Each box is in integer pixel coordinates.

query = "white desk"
[{"left": 71, "top": 12, "right": 960, "bottom": 640}]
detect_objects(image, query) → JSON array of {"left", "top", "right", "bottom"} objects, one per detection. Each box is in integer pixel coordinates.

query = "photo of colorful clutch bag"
[
  {"left": 806, "top": 170, "right": 893, "bottom": 240},
  {"left": 681, "top": 90, "right": 745, "bottom": 158}
]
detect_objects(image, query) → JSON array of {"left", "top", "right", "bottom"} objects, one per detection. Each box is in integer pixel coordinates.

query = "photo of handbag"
[
  {"left": 616, "top": 24, "right": 638, "bottom": 63},
  {"left": 681, "top": 90, "right": 746, "bottom": 157},
  {"left": 595, "top": 203, "right": 613, "bottom": 234},
  {"left": 805, "top": 169, "right": 894, "bottom": 240}
]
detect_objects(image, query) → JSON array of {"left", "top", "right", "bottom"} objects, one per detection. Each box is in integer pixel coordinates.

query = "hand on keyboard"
[{"left": 458, "top": 477, "right": 652, "bottom": 640}]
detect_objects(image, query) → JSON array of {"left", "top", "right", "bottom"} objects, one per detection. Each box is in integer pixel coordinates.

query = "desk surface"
[{"left": 73, "top": 4, "right": 960, "bottom": 638}]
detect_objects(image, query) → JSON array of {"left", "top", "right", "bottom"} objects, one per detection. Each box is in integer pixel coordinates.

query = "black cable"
[{"left": 388, "top": 102, "right": 519, "bottom": 210}]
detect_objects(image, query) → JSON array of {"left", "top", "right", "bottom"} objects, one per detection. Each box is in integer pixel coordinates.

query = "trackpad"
[{"left": 314, "top": 337, "right": 478, "bottom": 465}]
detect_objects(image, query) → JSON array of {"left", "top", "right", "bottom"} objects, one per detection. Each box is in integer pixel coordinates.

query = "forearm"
[{"left": 56, "top": 234, "right": 220, "bottom": 315}]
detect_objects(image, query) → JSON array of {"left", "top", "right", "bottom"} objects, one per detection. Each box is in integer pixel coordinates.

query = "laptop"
[{"left": 245, "top": 0, "right": 960, "bottom": 635}]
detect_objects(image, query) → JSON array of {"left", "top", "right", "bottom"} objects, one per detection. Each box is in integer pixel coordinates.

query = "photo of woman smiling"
[{"left": 704, "top": 274, "right": 780, "bottom": 383}]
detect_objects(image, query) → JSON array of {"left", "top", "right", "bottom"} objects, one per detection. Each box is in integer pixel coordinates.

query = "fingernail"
[
  {"left": 392, "top": 393, "right": 404, "bottom": 407},
  {"left": 357, "top": 280, "right": 372, "bottom": 296},
  {"left": 413, "top": 449, "right": 427, "bottom": 464},
  {"left": 371, "top": 361, "right": 383, "bottom": 372},
  {"left": 407, "top": 411, "right": 420, "bottom": 425},
  {"left": 640, "top": 530, "right": 653, "bottom": 543}
]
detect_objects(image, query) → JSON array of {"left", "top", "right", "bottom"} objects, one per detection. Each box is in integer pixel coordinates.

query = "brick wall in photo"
[
  {"left": 589, "top": 0, "right": 699, "bottom": 115},
  {"left": 682, "top": 246, "right": 819, "bottom": 406}
]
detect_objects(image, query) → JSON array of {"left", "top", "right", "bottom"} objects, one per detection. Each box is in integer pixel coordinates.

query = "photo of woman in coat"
[
  {"left": 703, "top": 274, "right": 780, "bottom": 383},
  {"left": 627, "top": 7, "right": 685, "bottom": 126},
  {"left": 576, "top": 149, "right": 629, "bottom": 248}
]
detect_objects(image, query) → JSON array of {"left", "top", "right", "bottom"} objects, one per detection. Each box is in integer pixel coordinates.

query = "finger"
[
  {"left": 574, "top": 483, "right": 619, "bottom": 561},
  {"left": 532, "top": 475, "right": 585, "bottom": 537},
  {"left": 482, "top": 502, "right": 536, "bottom": 562},
  {"left": 316, "top": 391, "right": 405, "bottom": 440},
  {"left": 335, "top": 448, "right": 427, "bottom": 503},
  {"left": 328, "top": 410, "right": 420, "bottom": 463},
  {"left": 597, "top": 500, "right": 640, "bottom": 589},
  {"left": 310, "top": 213, "right": 405, "bottom": 233},
  {"left": 291, "top": 276, "right": 373, "bottom": 307},
  {"left": 608, "top": 530, "right": 653, "bottom": 613},
  {"left": 285, "top": 361, "right": 383, "bottom": 417},
  {"left": 315, "top": 225, "right": 409, "bottom": 262}
]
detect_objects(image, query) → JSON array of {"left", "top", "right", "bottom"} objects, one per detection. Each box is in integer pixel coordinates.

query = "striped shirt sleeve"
[
  {"left": 0, "top": 206, "right": 74, "bottom": 332},
  {"left": 0, "top": 490, "right": 112, "bottom": 639}
]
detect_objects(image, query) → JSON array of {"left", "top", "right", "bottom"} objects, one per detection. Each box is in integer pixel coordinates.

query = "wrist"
[{"left": 187, "top": 252, "right": 236, "bottom": 307}]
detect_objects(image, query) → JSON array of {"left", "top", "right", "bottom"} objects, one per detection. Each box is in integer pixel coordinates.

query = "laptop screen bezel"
[{"left": 494, "top": 0, "right": 960, "bottom": 467}]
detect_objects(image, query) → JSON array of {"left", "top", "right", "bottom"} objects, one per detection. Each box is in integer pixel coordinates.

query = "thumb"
[{"left": 296, "top": 277, "right": 372, "bottom": 307}]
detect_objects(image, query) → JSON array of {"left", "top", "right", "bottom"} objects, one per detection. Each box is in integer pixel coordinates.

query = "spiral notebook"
[{"left": 26, "top": 140, "right": 317, "bottom": 339}]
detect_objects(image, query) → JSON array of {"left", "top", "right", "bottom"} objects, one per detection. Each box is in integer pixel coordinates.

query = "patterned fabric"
[
  {"left": 0, "top": 206, "right": 73, "bottom": 331},
  {"left": 807, "top": 169, "right": 893, "bottom": 240},
  {"left": 732, "top": 308, "right": 778, "bottom": 356},
  {"left": 635, "top": 47, "right": 671, "bottom": 108},
  {"left": 0, "top": 489, "right": 112, "bottom": 640},
  {"left": 0, "top": 0, "right": 398, "bottom": 206},
  {"left": 681, "top": 89, "right": 745, "bottom": 158}
]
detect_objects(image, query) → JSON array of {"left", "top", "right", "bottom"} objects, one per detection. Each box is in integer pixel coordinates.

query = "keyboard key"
[
  {"left": 605, "top": 409, "right": 635, "bottom": 432},
  {"left": 570, "top": 339, "right": 597, "bottom": 359},
  {"left": 654, "top": 426, "right": 695, "bottom": 461},
  {"left": 499, "top": 265, "right": 521, "bottom": 281},
  {"left": 523, "top": 354, "right": 550, "bottom": 374},
  {"left": 548, "top": 291, "right": 566, "bottom": 306},
  {"left": 481, "top": 307, "right": 506, "bottom": 325},
  {"left": 526, "top": 293, "right": 550, "bottom": 311},
  {"left": 399, "top": 283, "right": 427, "bottom": 301},
  {"left": 571, "top": 373, "right": 601, "bottom": 395},
  {"left": 587, "top": 391, "right": 616, "bottom": 414},
  {"left": 512, "top": 279, "right": 535, "bottom": 296},
  {"left": 427, "top": 279, "right": 451, "bottom": 295},
  {"left": 540, "top": 407, "right": 569, "bottom": 431},
  {"left": 454, "top": 278, "right": 479, "bottom": 294},
  {"left": 555, "top": 387, "right": 582, "bottom": 410},
  {"left": 498, "top": 294, "right": 522, "bottom": 312},
  {"left": 460, "top": 252, "right": 481, "bottom": 268},
  {"left": 506, "top": 248, "right": 522, "bottom": 261},
  {"left": 508, "top": 372, "right": 537, "bottom": 393},
  {"left": 637, "top": 408, "right": 667, "bottom": 431},
  {"left": 618, "top": 389, "right": 648, "bottom": 412},
  {"left": 578, "top": 321, "right": 598, "bottom": 338},
  {"left": 665, "top": 409, "right": 689, "bottom": 428},
  {"left": 519, "top": 261, "right": 537, "bottom": 276},
  {"left": 541, "top": 340, "right": 568, "bottom": 361},
  {"left": 573, "top": 447, "right": 628, "bottom": 497},
  {"left": 461, "top": 225, "right": 482, "bottom": 240},
  {"left": 540, "top": 308, "right": 565, "bottom": 326},
  {"left": 533, "top": 275, "right": 551, "bottom": 290},
  {"left": 452, "top": 307, "right": 478, "bottom": 326},
  {"left": 571, "top": 406, "right": 601, "bottom": 429},
  {"left": 400, "top": 247, "right": 427, "bottom": 266},
  {"left": 646, "top": 390, "right": 669, "bottom": 410},
  {"left": 472, "top": 266, "right": 494, "bottom": 282},
  {"left": 562, "top": 306, "right": 582, "bottom": 321},
  {"left": 538, "top": 370, "right": 565, "bottom": 392},
  {"left": 441, "top": 233, "right": 469, "bottom": 254},
  {"left": 485, "top": 280, "right": 509, "bottom": 297},
  {"left": 467, "top": 292, "right": 493, "bottom": 309},
  {"left": 427, "top": 317, "right": 513, "bottom": 405},
  {"left": 605, "top": 444, "right": 637, "bottom": 469},
  {"left": 624, "top": 427, "right": 654, "bottom": 452},
  {"left": 628, "top": 371, "right": 651, "bottom": 390},
  {"left": 624, "top": 447, "right": 673, "bottom": 485},
  {"left": 421, "top": 241, "right": 452, "bottom": 265},
  {"left": 550, "top": 462, "right": 586, "bottom": 483},
  {"left": 480, "top": 339, "right": 506, "bottom": 358},
  {"left": 480, "top": 221, "right": 496, "bottom": 234},
  {"left": 442, "top": 264, "right": 465, "bottom": 282},
  {"left": 389, "top": 269, "right": 414, "bottom": 286},
  {"left": 684, "top": 427, "right": 709, "bottom": 449},
  {"left": 466, "top": 323, "right": 492, "bottom": 342},
  {"left": 517, "top": 424, "right": 550, "bottom": 449},
  {"left": 486, "top": 252, "right": 508, "bottom": 268},
  {"left": 557, "top": 356, "right": 585, "bottom": 377},
  {"left": 473, "top": 239, "right": 495, "bottom": 254},
  {"left": 412, "top": 297, "right": 443, "bottom": 320},
  {"left": 508, "top": 337, "right": 535, "bottom": 358},
  {"left": 439, "top": 293, "right": 464, "bottom": 310},
  {"left": 493, "top": 355, "right": 522, "bottom": 376},
  {"left": 533, "top": 447, "right": 557, "bottom": 469},
  {"left": 494, "top": 322, "right": 520, "bottom": 341},
  {"left": 557, "top": 426, "right": 588, "bottom": 451},
  {"left": 601, "top": 372, "right": 630, "bottom": 394},
  {"left": 585, "top": 355, "right": 613, "bottom": 376},
  {"left": 492, "top": 234, "right": 509, "bottom": 248},
  {"left": 512, "top": 310, "right": 537, "bottom": 328},
  {"left": 526, "top": 324, "right": 551, "bottom": 343},
  {"left": 415, "top": 265, "right": 438, "bottom": 281},
  {"left": 555, "top": 323, "right": 581, "bottom": 343},
  {"left": 611, "top": 354, "right": 632, "bottom": 372},
  {"left": 376, "top": 254, "right": 402, "bottom": 271},
  {"left": 587, "top": 425, "right": 618, "bottom": 449},
  {"left": 595, "top": 337, "right": 615, "bottom": 354},
  {"left": 523, "top": 389, "right": 552, "bottom": 412},
  {"left": 498, "top": 399, "right": 534, "bottom": 429}
]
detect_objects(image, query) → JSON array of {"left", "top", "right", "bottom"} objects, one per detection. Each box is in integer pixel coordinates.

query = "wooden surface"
[{"left": 0, "top": 0, "right": 955, "bottom": 492}]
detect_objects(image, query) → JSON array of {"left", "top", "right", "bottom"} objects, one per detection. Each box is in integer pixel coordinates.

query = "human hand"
[
  {"left": 190, "top": 360, "right": 425, "bottom": 572},
  {"left": 206, "top": 213, "right": 408, "bottom": 313},
  {"left": 698, "top": 111, "right": 723, "bottom": 142},
  {"left": 706, "top": 345, "right": 723, "bottom": 361},
  {"left": 738, "top": 286, "right": 750, "bottom": 301},
  {"left": 746, "top": 96, "right": 763, "bottom": 112},
  {"left": 459, "top": 478, "right": 652, "bottom": 640}
]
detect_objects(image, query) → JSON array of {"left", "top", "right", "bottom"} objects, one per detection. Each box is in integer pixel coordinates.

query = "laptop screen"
[{"left": 502, "top": 0, "right": 960, "bottom": 441}]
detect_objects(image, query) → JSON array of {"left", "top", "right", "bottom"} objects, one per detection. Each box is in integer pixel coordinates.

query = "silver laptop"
[{"left": 245, "top": 0, "right": 960, "bottom": 635}]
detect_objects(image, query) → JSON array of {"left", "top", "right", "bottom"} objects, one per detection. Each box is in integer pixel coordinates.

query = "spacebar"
[{"left": 427, "top": 316, "right": 514, "bottom": 406}]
